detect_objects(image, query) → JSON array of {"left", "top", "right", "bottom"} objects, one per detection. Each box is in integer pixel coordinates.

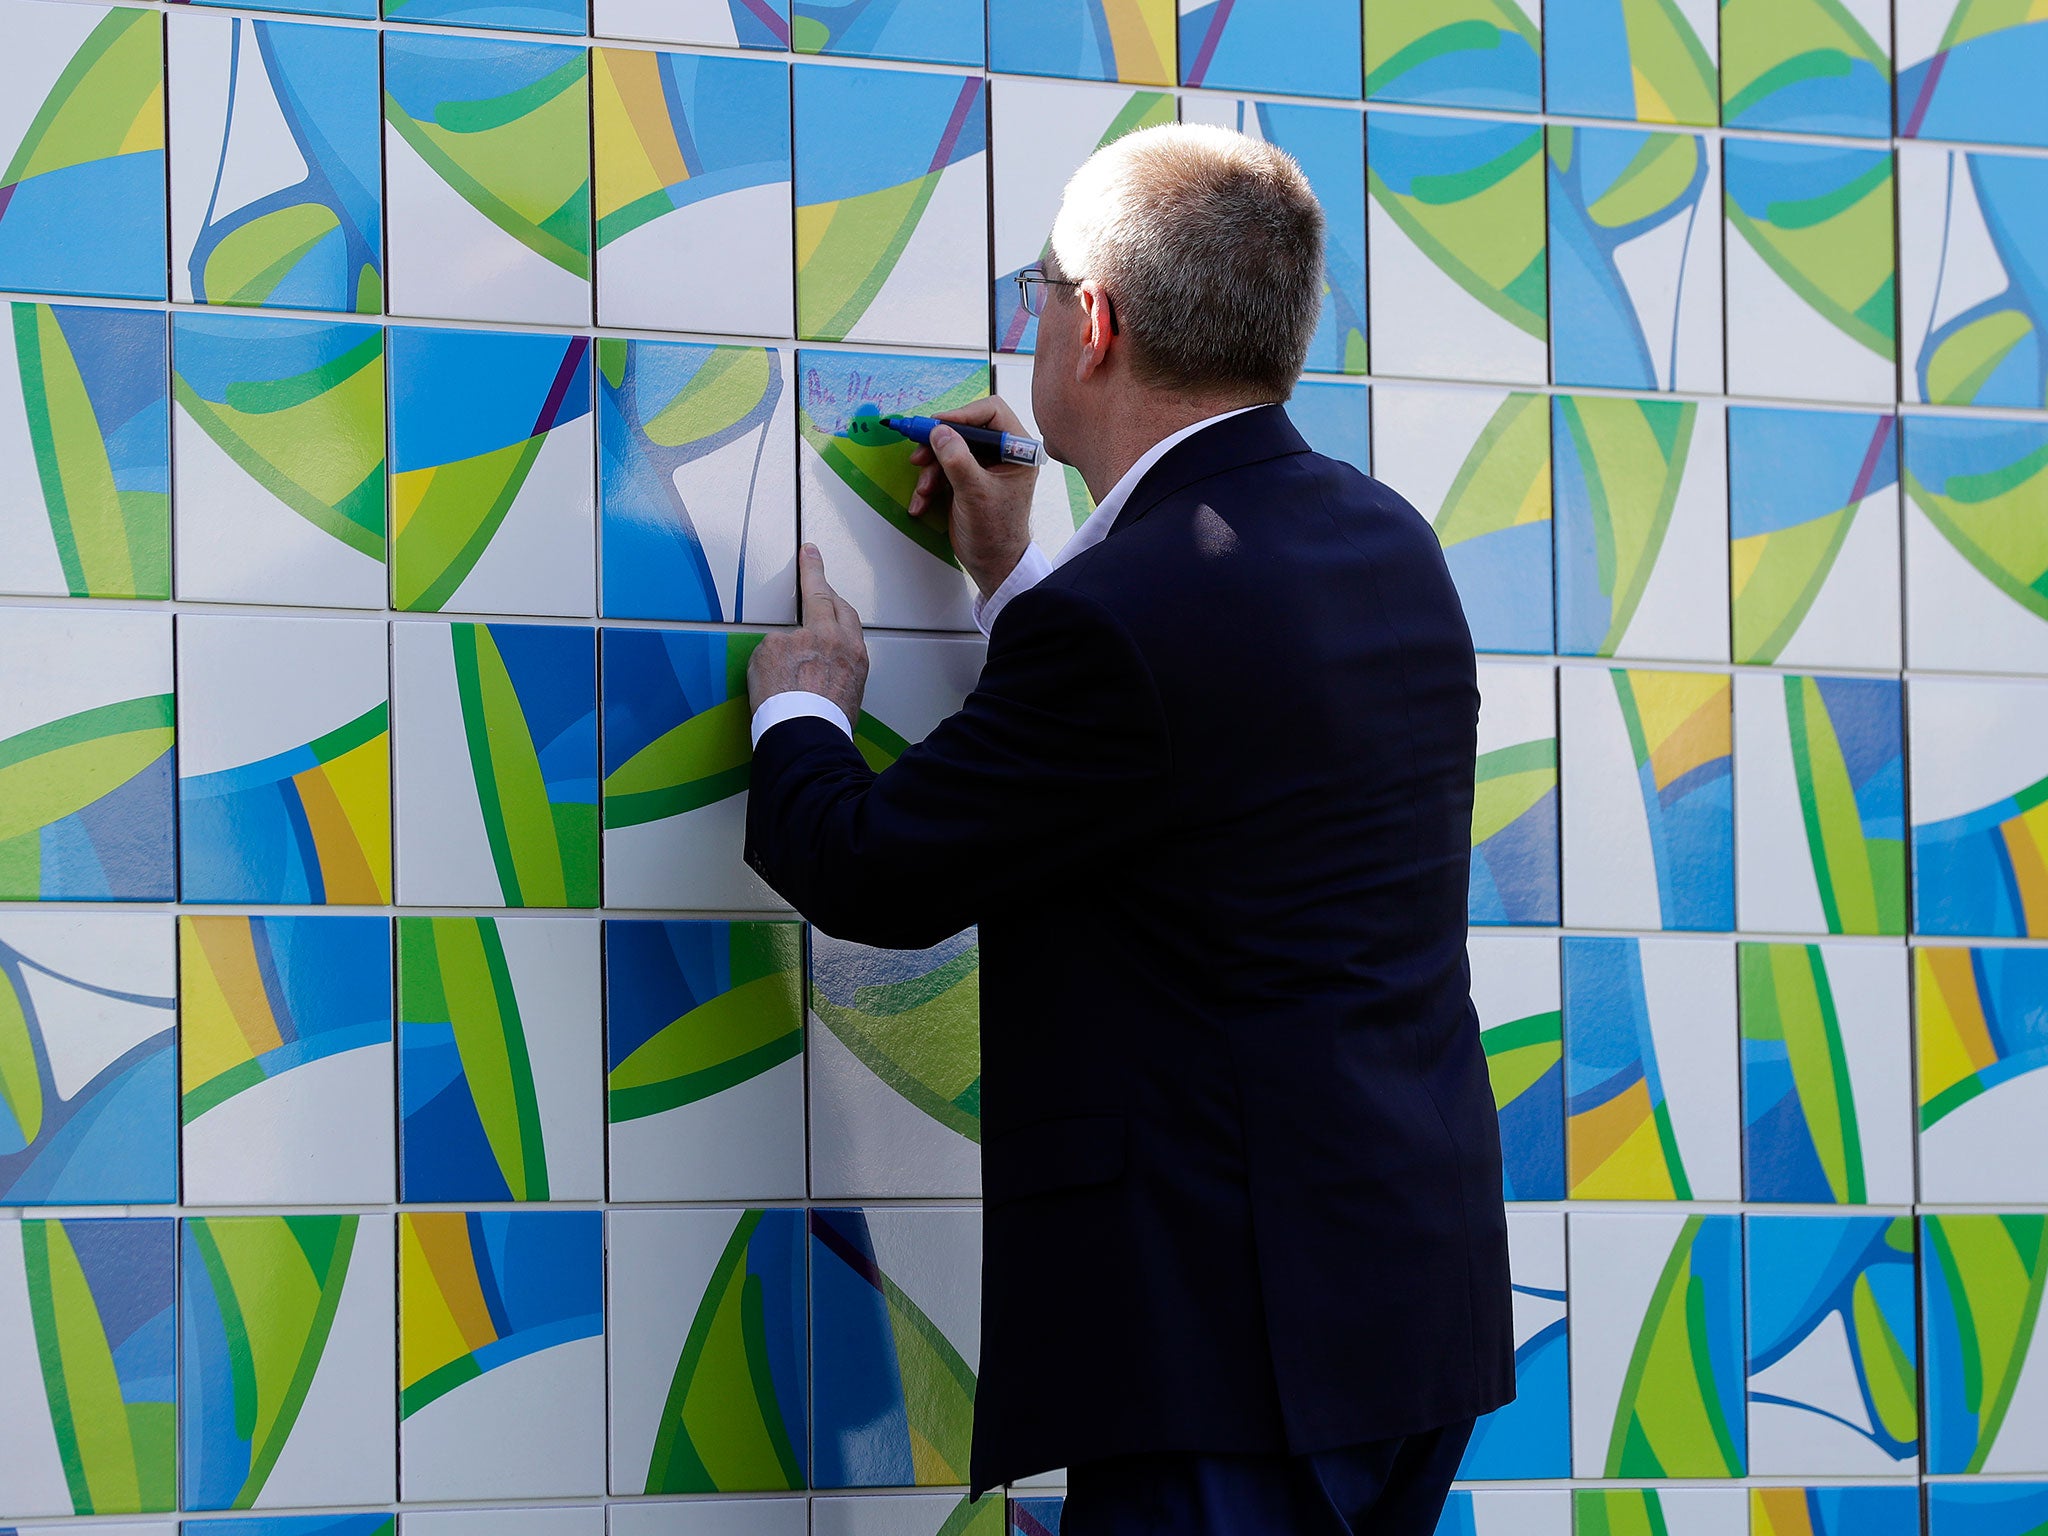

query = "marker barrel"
[{"left": 883, "top": 414, "right": 1043, "bottom": 468}]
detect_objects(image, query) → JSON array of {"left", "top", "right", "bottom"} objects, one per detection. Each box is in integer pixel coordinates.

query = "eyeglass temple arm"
[{"left": 1017, "top": 271, "right": 1119, "bottom": 335}]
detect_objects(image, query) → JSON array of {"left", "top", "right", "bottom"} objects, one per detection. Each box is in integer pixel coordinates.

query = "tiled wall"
[{"left": 0, "top": 1, "right": 2045, "bottom": 1534}]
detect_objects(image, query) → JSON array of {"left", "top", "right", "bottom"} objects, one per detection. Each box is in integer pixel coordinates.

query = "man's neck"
[{"left": 1076, "top": 390, "right": 1270, "bottom": 503}]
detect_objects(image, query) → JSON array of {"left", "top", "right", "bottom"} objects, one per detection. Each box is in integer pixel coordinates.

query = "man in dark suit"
[{"left": 745, "top": 123, "right": 1512, "bottom": 1536}]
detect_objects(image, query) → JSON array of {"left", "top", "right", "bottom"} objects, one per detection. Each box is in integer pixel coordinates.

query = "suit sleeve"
[{"left": 744, "top": 581, "right": 1170, "bottom": 949}]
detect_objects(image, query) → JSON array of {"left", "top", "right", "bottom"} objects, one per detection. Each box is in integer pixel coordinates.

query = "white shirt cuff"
[
  {"left": 750, "top": 690, "right": 854, "bottom": 747},
  {"left": 973, "top": 543, "right": 1055, "bottom": 636}
]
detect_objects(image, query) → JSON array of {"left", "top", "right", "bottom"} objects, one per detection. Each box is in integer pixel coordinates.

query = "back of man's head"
[{"left": 1051, "top": 123, "right": 1325, "bottom": 402}]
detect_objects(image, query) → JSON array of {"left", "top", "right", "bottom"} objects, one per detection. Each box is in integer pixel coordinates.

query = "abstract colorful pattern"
[
  {"left": 1721, "top": 0, "right": 1892, "bottom": 136},
  {"left": 610, "top": 921, "right": 806, "bottom": 1204},
  {"left": 811, "top": 928, "right": 982, "bottom": 1191},
  {"left": 0, "top": 303, "right": 168, "bottom": 599},
  {"left": 390, "top": 329, "right": 593, "bottom": 615},
  {"left": 626, "top": 1209, "right": 807, "bottom": 1492},
  {"left": 399, "top": 1209, "right": 604, "bottom": 1420},
  {"left": 1554, "top": 395, "right": 1724, "bottom": 658},
  {"left": 0, "top": 916, "right": 174, "bottom": 1205},
  {"left": 1472, "top": 663, "right": 1559, "bottom": 926},
  {"left": 386, "top": 0, "right": 587, "bottom": 35},
  {"left": 1899, "top": 3, "right": 2048, "bottom": 149},
  {"left": 185, "top": 1520, "right": 396, "bottom": 1536},
  {"left": 604, "top": 627, "right": 759, "bottom": 843},
  {"left": 1919, "top": 948, "right": 2048, "bottom": 1136},
  {"left": 1576, "top": 1212, "right": 1746, "bottom": 1477},
  {"left": 1384, "top": 390, "right": 1552, "bottom": 653},
  {"left": 1903, "top": 418, "right": 2048, "bottom": 656},
  {"left": 995, "top": 85, "right": 1175, "bottom": 357},
  {"left": 1564, "top": 936, "right": 1732, "bottom": 1200},
  {"left": 1484, "top": 1005, "right": 1563, "bottom": 1203},
  {"left": 0, "top": 1217, "right": 175, "bottom": 1516},
  {"left": 382, "top": 35, "right": 590, "bottom": 320},
  {"left": 600, "top": 339, "right": 793, "bottom": 622},
  {"left": 607, "top": 920, "right": 803, "bottom": 1136},
  {"left": 1178, "top": 0, "right": 1360, "bottom": 97},
  {"left": 602, "top": 627, "right": 784, "bottom": 912},
  {"left": 1724, "top": 141, "right": 1897, "bottom": 397},
  {"left": 1927, "top": 1483, "right": 2048, "bottom": 1536},
  {"left": 1729, "top": 407, "right": 1899, "bottom": 666},
  {"left": 591, "top": 0, "right": 789, "bottom": 48},
  {"left": 809, "top": 1207, "right": 978, "bottom": 1488},
  {"left": 0, "top": 4, "right": 165, "bottom": 301},
  {"left": 400, "top": 1209, "right": 605, "bottom": 1500},
  {"left": 1746, "top": 1215, "right": 1918, "bottom": 1473},
  {"left": 1922, "top": 1213, "right": 2048, "bottom": 1472},
  {"left": 1739, "top": 676, "right": 1907, "bottom": 935},
  {"left": 1545, "top": 0, "right": 1718, "bottom": 124},
  {"left": 793, "top": 67, "right": 987, "bottom": 347},
  {"left": 186, "top": 0, "right": 376, "bottom": 16},
  {"left": 902, "top": 1499, "right": 1006, "bottom": 1536},
  {"left": 793, "top": 0, "right": 982, "bottom": 64},
  {"left": 1367, "top": 114, "right": 1548, "bottom": 383},
  {"left": 1460, "top": 1214, "right": 1569, "bottom": 1477},
  {"left": 1753, "top": 1487, "right": 1920, "bottom": 1536},
  {"left": 1574, "top": 1490, "right": 1744, "bottom": 1536},
  {"left": 1180, "top": 99, "right": 1364, "bottom": 375},
  {"left": 1365, "top": 0, "right": 1541, "bottom": 111},
  {"left": 988, "top": 0, "right": 1174, "bottom": 84},
  {"left": 169, "top": 17, "right": 380, "bottom": 312},
  {"left": 796, "top": 350, "right": 989, "bottom": 629},
  {"left": 0, "top": 610, "right": 173, "bottom": 903},
  {"left": 1904, "top": 148, "right": 2048, "bottom": 409},
  {"left": 1287, "top": 381, "right": 1370, "bottom": 476},
  {"left": 593, "top": 50, "right": 791, "bottom": 336},
  {"left": 177, "top": 694, "right": 390, "bottom": 908},
  {"left": 400, "top": 916, "right": 601, "bottom": 1202},
  {"left": 1911, "top": 698, "right": 2048, "bottom": 940},
  {"left": 1580, "top": 669, "right": 1734, "bottom": 929},
  {"left": 1918, "top": 947, "right": 2048, "bottom": 1202},
  {"left": 1547, "top": 127, "right": 1718, "bottom": 393},
  {"left": 180, "top": 1214, "right": 390, "bottom": 1508},
  {"left": 1741, "top": 944, "right": 1903, "bottom": 1205},
  {"left": 170, "top": 314, "right": 386, "bottom": 577},
  {"left": 6, "top": 0, "right": 2048, "bottom": 1521},
  {"left": 179, "top": 914, "right": 391, "bottom": 1129},
  {"left": 396, "top": 623, "right": 598, "bottom": 908}
]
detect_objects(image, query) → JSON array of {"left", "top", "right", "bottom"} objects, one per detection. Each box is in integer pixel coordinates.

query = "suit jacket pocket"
[{"left": 983, "top": 1114, "right": 1126, "bottom": 1208}]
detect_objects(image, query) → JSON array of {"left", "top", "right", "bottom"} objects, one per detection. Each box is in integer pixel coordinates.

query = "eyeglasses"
[{"left": 1015, "top": 265, "right": 1120, "bottom": 332}]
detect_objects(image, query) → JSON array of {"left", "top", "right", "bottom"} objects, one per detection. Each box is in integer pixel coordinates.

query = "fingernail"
[{"left": 801, "top": 543, "right": 818, "bottom": 557}]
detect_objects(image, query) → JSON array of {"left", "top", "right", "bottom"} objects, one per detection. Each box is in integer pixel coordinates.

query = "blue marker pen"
[{"left": 873, "top": 413, "right": 1044, "bottom": 467}]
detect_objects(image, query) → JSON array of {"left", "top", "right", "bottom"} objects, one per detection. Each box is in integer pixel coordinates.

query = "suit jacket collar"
[{"left": 1108, "top": 403, "right": 1311, "bottom": 538}]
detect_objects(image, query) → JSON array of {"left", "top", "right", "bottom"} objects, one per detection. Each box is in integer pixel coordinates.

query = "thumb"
[{"left": 927, "top": 423, "right": 987, "bottom": 489}]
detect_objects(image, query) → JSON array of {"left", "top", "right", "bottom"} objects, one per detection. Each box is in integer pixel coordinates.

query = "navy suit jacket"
[{"left": 746, "top": 405, "right": 1514, "bottom": 1495}]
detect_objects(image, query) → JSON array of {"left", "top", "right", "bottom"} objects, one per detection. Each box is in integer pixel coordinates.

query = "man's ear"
[{"left": 1073, "top": 281, "right": 1115, "bottom": 382}]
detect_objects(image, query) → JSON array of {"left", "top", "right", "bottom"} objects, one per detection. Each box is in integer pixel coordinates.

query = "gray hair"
[{"left": 1050, "top": 122, "right": 1325, "bottom": 400}]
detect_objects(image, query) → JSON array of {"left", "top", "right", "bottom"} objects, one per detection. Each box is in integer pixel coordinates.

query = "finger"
[
  {"left": 935, "top": 394, "right": 1026, "bottom": 436},
  {"left": 908, "top": 464, "right": 949, "bottom": 519},
  {"left": 907, "top": 445, "right": 934, "bottom": 467},
  {"left": 797, "top": 544, "right": 842, "bottom": 625},
  {"left": 927, "top": 422, "right": 989, "bottom": 487}
]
